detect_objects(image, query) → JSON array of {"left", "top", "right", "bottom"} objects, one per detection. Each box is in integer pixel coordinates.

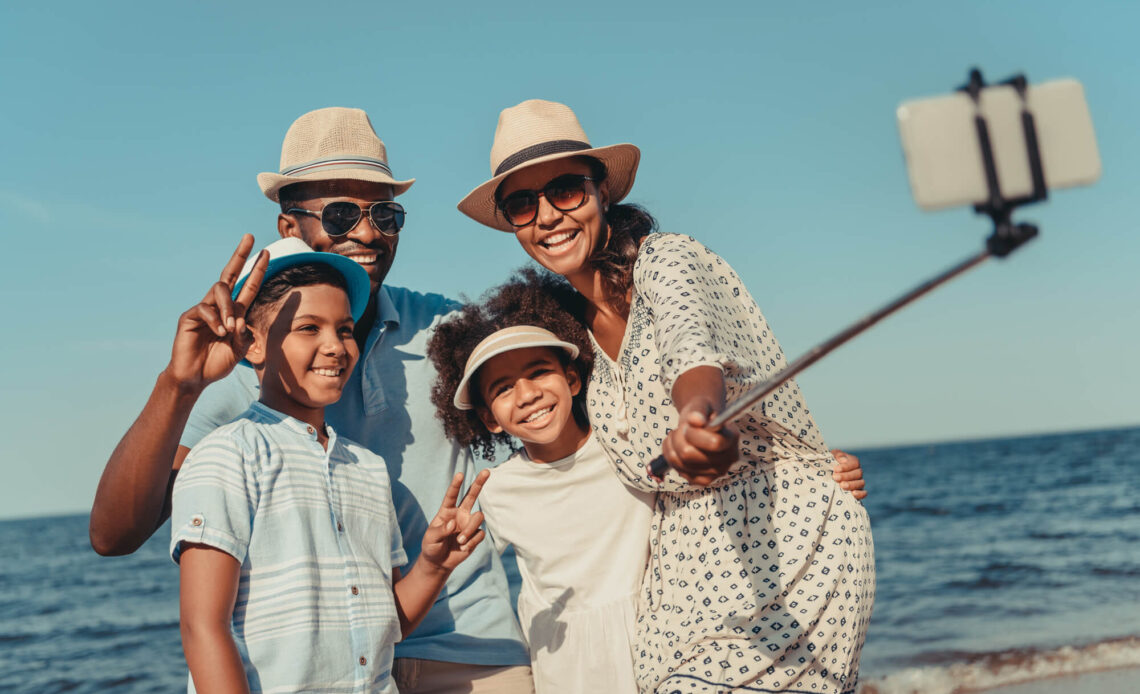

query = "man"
[{"left": 90, "top": 107, "right": 534, "bottom": 693}]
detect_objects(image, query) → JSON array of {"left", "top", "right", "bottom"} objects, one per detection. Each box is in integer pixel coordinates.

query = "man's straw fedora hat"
[
  {"left": 457, "top": 100, "right": 640, "bottom": 232},
  {"left": 258, "top": 107, "right": 414, "bottom": 202}
]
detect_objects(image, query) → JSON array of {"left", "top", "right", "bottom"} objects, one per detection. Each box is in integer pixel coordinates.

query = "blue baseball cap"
[{"left": 232, "top": 237, "right": 372, "bottom": 322}]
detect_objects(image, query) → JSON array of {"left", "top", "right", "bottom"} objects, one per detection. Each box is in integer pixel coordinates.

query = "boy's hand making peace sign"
[
  {"left": 166, "top": 234, "right": 270, "bottom": 392},
  {"left": 394, "top": 470, "right": 491, "bottom": 636},
  {"left": 419, "top": 470, "right": 490, "bottom": 572}
]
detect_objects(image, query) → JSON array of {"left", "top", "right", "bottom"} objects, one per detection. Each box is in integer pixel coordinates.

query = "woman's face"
[{"left": 498, "top": 158, "right": 608, "bottom": 282}]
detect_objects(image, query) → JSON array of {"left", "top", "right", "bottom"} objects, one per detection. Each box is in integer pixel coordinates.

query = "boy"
[{"left": 171, "top": 237, "right": 487, "bottom": 694}]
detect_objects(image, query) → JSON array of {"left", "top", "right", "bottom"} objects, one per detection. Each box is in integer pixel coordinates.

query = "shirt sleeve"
[
  {"left": 388, "top": 490, "right": 407, "bottom": 569},
  {"left": 476, "top": 479, "right": 510, "bottom": 556},
  {"left": 180, "top": 366, "right": 259, "bottom": 450},
  {"left": 636, "top": 233, "right": 831, "bottom": 456},
  {"left": 170, "top": 429, "right": 256, "bottom": 564},
  {"left": 634, "top": 233, "right": 762, "bottom": 394}
]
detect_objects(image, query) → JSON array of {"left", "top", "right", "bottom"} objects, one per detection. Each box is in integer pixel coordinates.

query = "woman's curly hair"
[{"left": 427, "top": 268, "right": 594, "bottom": 461}]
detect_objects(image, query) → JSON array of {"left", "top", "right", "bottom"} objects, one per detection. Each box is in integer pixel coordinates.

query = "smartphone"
[{"left": 897, "top": 78, "right": 1101, "bottom": 211}]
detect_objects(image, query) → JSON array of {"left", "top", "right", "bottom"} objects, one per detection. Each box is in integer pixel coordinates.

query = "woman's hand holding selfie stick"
[{"left": 649, "top": 68, "right": 1074, "bottom": 484}]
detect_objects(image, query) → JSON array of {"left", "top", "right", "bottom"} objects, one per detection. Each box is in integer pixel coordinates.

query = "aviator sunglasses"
[
  {"left": 287, "top": 201, "right": 407, "bottom": 237},
  {"left": 496, "top": 174, "right": 597, "bottom": 228}
]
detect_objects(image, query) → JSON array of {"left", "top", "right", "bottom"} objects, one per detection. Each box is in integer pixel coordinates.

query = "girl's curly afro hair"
[{"left": 427, "top": 268, "right": 593, "bottom": 461}]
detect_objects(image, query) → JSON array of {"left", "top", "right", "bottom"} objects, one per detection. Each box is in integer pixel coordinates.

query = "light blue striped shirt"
[
  {"left": 172, "top": 401, "right": 406, "bottom": 694},
  {"left": 182, "top": 285, "right": 528, "bottom": 666}
]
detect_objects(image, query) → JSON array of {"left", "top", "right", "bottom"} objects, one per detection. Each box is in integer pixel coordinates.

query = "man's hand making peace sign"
[
  {"left": 166, "top": 234, "right": 270, "bottom": 391},
  {"left": 90, "top": 235, "right": 269, "bottom": 556}
]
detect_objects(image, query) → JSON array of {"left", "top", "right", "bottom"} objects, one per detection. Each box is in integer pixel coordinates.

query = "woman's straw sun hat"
[
  {"left": 257, "top": 107, "right": 414, "bottom": 202},
  {"left": 457, "top": 100, "right": 640, "bottom": 232}
]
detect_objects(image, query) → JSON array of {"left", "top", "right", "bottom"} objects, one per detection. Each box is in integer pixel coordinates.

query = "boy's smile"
[
  {"left": 476, "top": 346, "right": 590, "bottom": 463},
  {"left": 250, "top": 283, "right": 360, "bottom": 432}
]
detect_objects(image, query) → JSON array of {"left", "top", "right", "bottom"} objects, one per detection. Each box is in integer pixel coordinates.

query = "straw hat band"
[
  {"left": 257, "top": 107, "right": 414, "bottom": 202},
  {"left": 282, "top": 156, "right": 393, "bottom": 178},
  {"left": 494, "top": 140, "right": 591, "bottom": 177}
]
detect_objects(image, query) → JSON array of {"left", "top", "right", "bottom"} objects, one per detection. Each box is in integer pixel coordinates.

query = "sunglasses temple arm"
[{"left": 647, "top": 245, "right": 996, "bottom": 481}]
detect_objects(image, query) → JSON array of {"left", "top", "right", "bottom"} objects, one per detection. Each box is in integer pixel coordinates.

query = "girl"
[
  {"left": 456, "top": 100, "right": 875, "bottom": 693},
  {"left": 427, "top": 270, "right": 652, "bottom": 694}
]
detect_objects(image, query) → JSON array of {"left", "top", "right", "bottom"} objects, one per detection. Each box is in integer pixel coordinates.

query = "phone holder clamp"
[{"left": 958, "top": 68, "right": 1045, "bottom": 258}]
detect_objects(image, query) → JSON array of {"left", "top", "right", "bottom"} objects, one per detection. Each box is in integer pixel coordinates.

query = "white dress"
[
  {"left": 479, "top": 434, "right": 655, "bottom": 694},
  {"left": 586, "top": 233, "right": 875, "bottom": 693}
]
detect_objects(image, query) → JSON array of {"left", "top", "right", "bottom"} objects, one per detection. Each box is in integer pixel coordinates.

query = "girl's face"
[
  {"left": 498, "top": 158, "right": 608, "bottom": 284},
  {"left": 475, "top": 346, "right": 588, "bottom": 463}
]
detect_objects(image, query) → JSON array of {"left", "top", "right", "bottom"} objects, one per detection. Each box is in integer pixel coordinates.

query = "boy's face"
[
  {"left": 475, "top": 346, "right": 586, "bottom": 461},
  {"left": 248, "top": 283, "right": 360, "bottom": 421}
]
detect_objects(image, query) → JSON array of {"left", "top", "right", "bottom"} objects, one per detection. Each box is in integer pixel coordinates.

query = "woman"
[{"left": 458, "top": 100, "right": 874, "bottom": 693}]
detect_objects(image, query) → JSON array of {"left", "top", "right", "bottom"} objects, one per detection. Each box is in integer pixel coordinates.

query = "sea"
[{"left": 2, "top": 425, "right": 1138, "bottom": 693}]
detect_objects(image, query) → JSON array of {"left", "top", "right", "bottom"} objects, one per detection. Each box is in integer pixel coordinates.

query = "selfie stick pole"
[{"left": 648, "top": 68, "right": 1045, "bottom": 481}]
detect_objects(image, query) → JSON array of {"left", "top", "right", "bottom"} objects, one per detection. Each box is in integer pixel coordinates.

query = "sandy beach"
[{"left": 978, "top": 666, "right": 1139, "bottom": 694}]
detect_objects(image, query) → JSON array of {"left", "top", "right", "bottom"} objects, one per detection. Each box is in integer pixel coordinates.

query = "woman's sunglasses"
[
  {"left": 496, "top": 175, "right": 596, "bottom": 228},
  {"left": 287, "top": 201, "right": 407, "bottom": 237}
]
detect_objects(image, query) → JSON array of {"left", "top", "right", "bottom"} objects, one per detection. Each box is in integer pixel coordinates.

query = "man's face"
[{"left": 278, "top": 180, "right": 399, "bottom": 292}]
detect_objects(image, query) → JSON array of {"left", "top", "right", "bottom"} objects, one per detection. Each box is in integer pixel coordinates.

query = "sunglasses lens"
[
  {"left": 501, "top": 192, "right": 538, "bottom": 227},
  {"left": 369, "top": 202, "right": 405, "bottom": 234},
  {"left": 544, "top": 177, "right": 587, "bottom": 211},
  {"left": 321, "top": 202, "right": 363, "bottom": 237}
]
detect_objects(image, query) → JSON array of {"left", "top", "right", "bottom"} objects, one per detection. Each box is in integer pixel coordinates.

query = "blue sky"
[{"left": 1, "top": 1, "right": 1136, "bottom": 519}]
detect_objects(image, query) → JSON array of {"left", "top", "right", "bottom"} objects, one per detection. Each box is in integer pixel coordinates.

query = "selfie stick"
[{"left": 649, "top": 69, "right": 1046, "bottom": 481}]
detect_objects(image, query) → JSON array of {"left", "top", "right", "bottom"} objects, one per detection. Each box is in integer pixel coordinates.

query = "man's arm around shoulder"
[{"left": 89, "top": 236, "right": 268, "bottom": 555}]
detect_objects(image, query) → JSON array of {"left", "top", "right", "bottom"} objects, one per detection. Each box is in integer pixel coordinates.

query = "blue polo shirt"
[
  {"left": 173, "top": 402, "right": 405, "bottom": 693},
  {"left": 181, "top": 285, "right": 528, "bottom": 666}
]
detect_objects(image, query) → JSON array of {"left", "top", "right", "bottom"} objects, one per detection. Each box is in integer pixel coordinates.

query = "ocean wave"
[{"left": 857, "top": 636, "right": 1140, "bottom": 694}]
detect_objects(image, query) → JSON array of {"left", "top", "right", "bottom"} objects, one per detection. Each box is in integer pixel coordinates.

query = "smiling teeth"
[
  {"left": 347, "top": 255, "right": 377, "bottom": 264},
  {"left": 541, "top": 231, "right": 576, "bottom": 248},
  {"left": 312, "top": 368, "right": 342, "bottom": 377},
  {"left": 524, "top": 407, "right": 552, "bottom": 423}
]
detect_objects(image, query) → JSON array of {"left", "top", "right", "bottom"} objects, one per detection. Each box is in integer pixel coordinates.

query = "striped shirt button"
[
  {"left": 359, "top": 656, "right": 367, "bottom": 666},
  {"left": 351, "top": 586, "right": 359, "bottom": 595},
  {"left": 307, "top": 426, "right": 315, "bottom": 435},
  {"left": 337, "top": 522, "right": 344, "bottom": 532}
]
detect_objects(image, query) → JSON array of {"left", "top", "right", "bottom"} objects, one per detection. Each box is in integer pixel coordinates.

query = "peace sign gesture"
[
  {"left": 166, "top": 234, "right": 270, "bottom": 392},
  {"left": 419, "top": 470, "right": 490, "bottom": 572}
]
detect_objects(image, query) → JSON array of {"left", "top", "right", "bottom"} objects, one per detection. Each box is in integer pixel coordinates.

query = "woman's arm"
[
  {"left": 179, "top": 544, "right": 249, "bottom": 694},
  {"left": 639, "top": 235, "right": 868, "bottom": 494}
]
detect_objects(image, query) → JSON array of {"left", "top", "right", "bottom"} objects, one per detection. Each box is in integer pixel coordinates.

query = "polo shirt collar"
[
  {"left": 377, "top": 285, "right": 400, "bottom": 329},
  {"left": 249, "top": 401, "right": 334, "bottom": 441}
]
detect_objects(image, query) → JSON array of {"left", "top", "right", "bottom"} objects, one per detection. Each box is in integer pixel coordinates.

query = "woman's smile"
[{"left": 537, "top": 229, "right": 581, "bottom": 251}]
